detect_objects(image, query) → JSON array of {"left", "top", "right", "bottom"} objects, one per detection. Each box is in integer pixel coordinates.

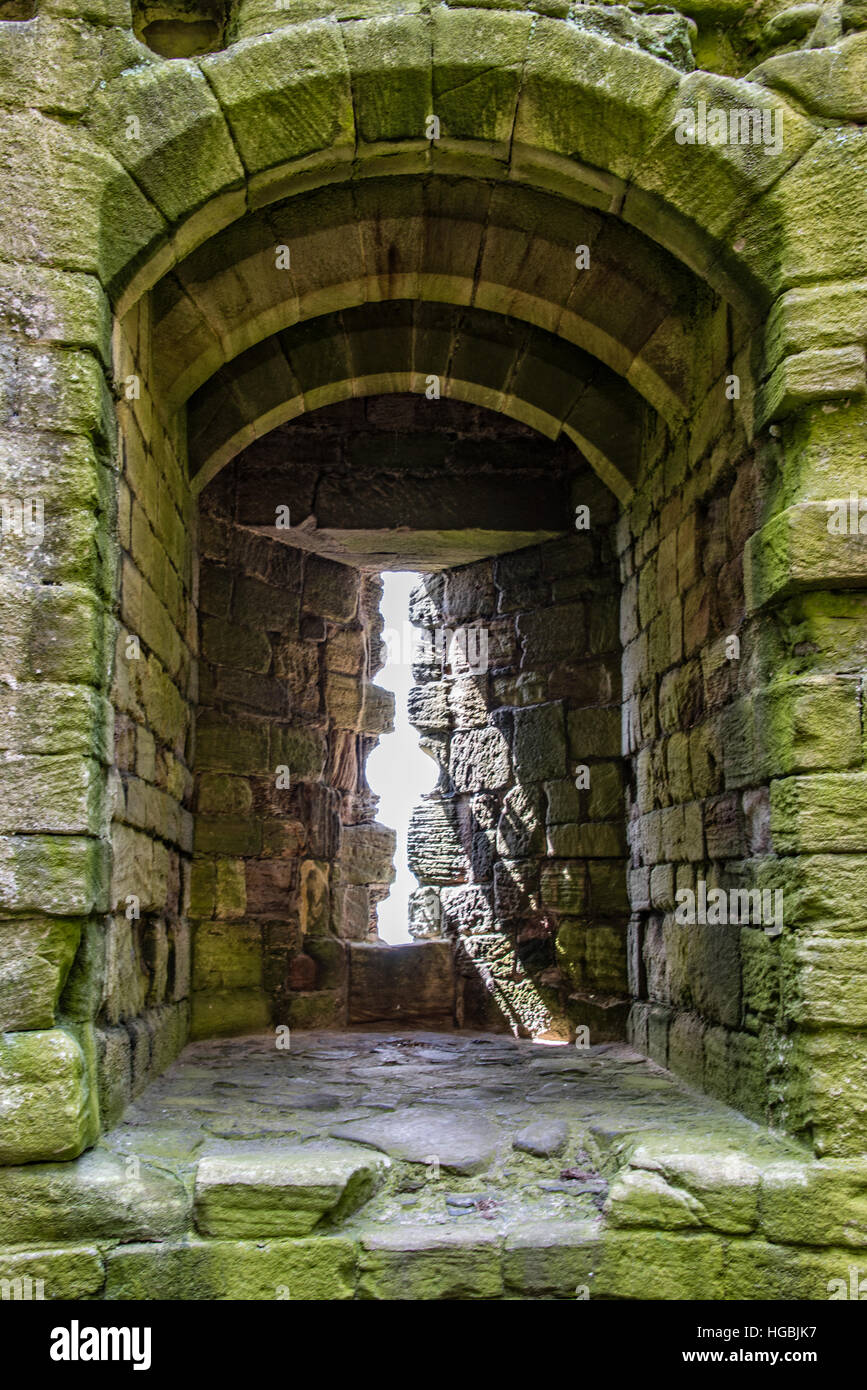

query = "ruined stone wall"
[
  {"left": 99, "top": 303, "right": 197, "bottom": 1127},
  {"left": 623, "top": 389, "right": 769, "bottom": 1119},
  {"left": 191, "top": 465, "right": 396, "bottom": 1039},
  {"left": 620, "top": 316, "right": 867, "bottom": 1155},
  {"left": 407, "top": 482, "right": 629, "bottom": 1041},
  {"left": 0, "top": 280, "right": 116, "bottom": 1163},
  {"left": 0, "top": 285, "right": 202, "bottom": 1154}
]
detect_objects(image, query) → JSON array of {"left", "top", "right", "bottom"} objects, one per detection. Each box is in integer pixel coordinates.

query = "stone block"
[
  {"left": 722, "top": 1238, "right": 866, "bottom": 1301},
  {"left": 199, "top": 563, "right": 232, "bottom": 618},
  {"left": 587, "top": 860, "right": 629, "bottom": 915},
  {"left": 201, "top": 22, "right": 354, "bottom": 179},
  {"left": 196, "top": 773, "right": 253, "bottom": 816},
  {"left": 440, "top": 886, "right": 493, "bottom": 938},
  {"left": 270, "top": 724, "right": 327, "bottom": 781},
  {"left": 496, "top": 784, "right": 545, "bottom": 857},
  {"left": 624, "top": 1145, "right": 762, "bottom": 1236},
  {"left": 347, "top": 941, "right": 455, "bottom": 1025},
  {"left": 408, "top": 886, "right": 443, "bottom": 940},
  {"left": 756, "top": 677, "right": 863, "bottom": 777},
  {"left": 103, "top": 915, "right": 148, "bottom": 1024},
  {"left": 190, "top": 987, "right": 270, "bottom": 1040},
  {"left": 245, "top": 860, "right": 296, "bottom": 914},
  {"left": 588, "top": 760, "right": 624, "bottom": 820},
  {"left": 541, "top": 862, "right": 588, "bottom": 914},
  {"left": 647, "top": 1003, "right": 671, "bottom": 1067},
  {"left": 274, "top": 640, "right": 321, "bottom": 714},
  {"left": 411, "top": 800, "right": 469, "bottom": 884},
  {"left": 445, "top": 563, "right": 496, "bottom": 623},
  {"left": 547, "top": 821, "right": 625, "bottom": 858},
  {"left": 512, "top": 703, "right": 567, "bottom": 782},
  {"left": 358, "top": 1225, "right": 503, "bottom": 1300},
  {"left": 303, "top": 555, "right": 358, "bottom": 622},
  {"left": 594, "top": 1230, "right": 725, "bottom": 1300},
  {"left": 449, "top": 727, "right": 511, "bottom": 792},
  {"left": 288, "top": 950, "right": 317, "bottom": 991},
  {"left": 304, "top": 936, "right": 345, "bottom": 990},
  {"left": 0, "top": 916, "right": 81, "bottom": 1030},
  {"left": 88, "top": 55, "right": 244, "bottom": 224},
  {"left": 545, "top": 776, "right": 581, "bottom": 825},
  {"left": 194, "top": 1147, "right": 389, "bottom": 1237},
  {"left": 105, "top": 1236, "right": 356, "bottom": 1300},
  {"left": 196, "top": 713, "right": 269, "bottom": 774},
  {"left": 340, "top": 822, "right": 396, "bottom": 885},
  {"left": 0, "top": 1027, "right": 96, "bottom": 1164},
  {"left": 334, "top": 884, "right": 371, "bottom": 940},
  {"left": 584, "top": 924, "right": 628, "bottom": 994},
  {"left": 771, "top": 772, "right": 867, "bottom": 853},
  {"left": 195, "top": 818, "right": 262, "bottom": 856},
  {"left": 503, "top": 1219, "right": 602, "bottom": 1298},
  {"left": 605, "top": 1168, "right": 704, "bottom": 1230},
  {"left": 95, "top": 1025, "right": 131, "bottom": 1130},
  {"left": 516, "top": 604, "right": 585, "bottom": 663},
  {"left": 772, "top": 854, "right": 867, "bottom": 933},
  {"left": 408, "top": 680, "right": 450, "bottom": 730},
  {"left": 232, "top": 574, "right": 300, "bottom": 633},
  {"left": 790, "top": 1030, "right": 867, "bottom": 1156},
  {"left": 360, "top": 683, "right": 395, "bottom": 736},
  {"left": 703, "top": 792, "right": 745, "bottom": 859},
  {"left": 324, "top": 624, "right": 366, "bottom": 675},
  {"left": 494, "top": 857, "right": 539, "bottom": 919},
  {"left": 760, "top": 1160, "right": 867, "bottom": 1248},
  {"left": 745, "top": 502, "right": 867, "bottom": 614},
  {"left": 201, "top": 615, "right": 271, "bottom": 674},
  {"left": 324, "top": 672, "right": 362, "bottom": 729},
  {"left": 449, "top": 675, "right": 489, "bottom": 730},
  {"left": 287, "top": 989, "right": 344, "bottom": 1030},
  {"left": 213, "top": 860, "right": 247, "bottom": 919},
  {"left": 667, "top": 1011, "right": 706, "bottom": 1091},
  {"left": 0, "top": 683, "right": 111, "bottom": 760},
  {"left": 0, "top": 753, "right": 103, "bottom": 835},
  {"left": 783, "top": 936, "right": 867, "bottom": 1027},
  {"left": 568, "top": 706, "right": 622, "bottom": 759},
  {"left": 0, "top": 1245, "right": 104, "bottom": 1301},
  {"left": 433, "top": 6, "right": 532, "bottom": 147},
  {"left": 0, "top": 1147, "right": 189, "bottom": 1244},
  {"left": 193, "top": 920, "right": 263, "bottom": 993}
]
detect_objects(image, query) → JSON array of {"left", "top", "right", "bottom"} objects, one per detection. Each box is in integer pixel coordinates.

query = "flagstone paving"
[
  {"left": 104, "top": 1030, "right": 801, "bottom": 1249},
  {"left": 6, "top": 1028, "right": 862, "bottom": 1299}
]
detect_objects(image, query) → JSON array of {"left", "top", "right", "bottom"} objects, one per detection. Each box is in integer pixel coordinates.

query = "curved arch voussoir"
[
  {"left": 89, "top": 13, "right": 815, "bottom": 314},
  {"left": 186, "top": 301, "right": 646, "bottom": 501},
  {"left": 150, "top": 178, "right": 712, "bottom": 428}
]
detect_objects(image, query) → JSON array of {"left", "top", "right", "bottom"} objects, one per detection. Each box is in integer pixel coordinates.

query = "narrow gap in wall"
[{"left": 366, "top": 571, "right": 436, "bottom": 944}]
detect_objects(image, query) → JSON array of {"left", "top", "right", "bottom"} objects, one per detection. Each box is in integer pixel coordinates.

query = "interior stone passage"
[{"left": 1, "top": 0, "right": 866, "bottom": 1305}]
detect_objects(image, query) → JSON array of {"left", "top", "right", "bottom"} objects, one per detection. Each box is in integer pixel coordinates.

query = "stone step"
[{"left": 194, "top": 1145, "right": 391, "bottom": 1238}]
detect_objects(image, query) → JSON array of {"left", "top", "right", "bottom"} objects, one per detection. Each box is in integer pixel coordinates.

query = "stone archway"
[{"left": 191, "top": 392, "right": 629, "bottom": 1045}]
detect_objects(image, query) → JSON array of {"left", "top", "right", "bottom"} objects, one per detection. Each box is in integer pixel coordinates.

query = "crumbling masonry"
[{"left": 1, "top": 0, "right": 867, "bottom": 1300}]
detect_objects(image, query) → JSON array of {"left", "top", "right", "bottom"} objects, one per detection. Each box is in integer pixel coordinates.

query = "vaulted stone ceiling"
[{"left": 150, "top": 176, "right": 728, "bottom": 507}]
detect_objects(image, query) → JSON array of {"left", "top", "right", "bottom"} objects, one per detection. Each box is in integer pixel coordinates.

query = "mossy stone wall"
[
  {"left": 191, "top": 462, "right": 396, "bottom": 1038},
  {"left": 0, "top": 0, "right": 865, "bottom": 1172}
]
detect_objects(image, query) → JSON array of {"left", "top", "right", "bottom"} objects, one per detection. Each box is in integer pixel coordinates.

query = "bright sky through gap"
[{"left": 366, "top": 571, "right": 437, "bottom": 944}]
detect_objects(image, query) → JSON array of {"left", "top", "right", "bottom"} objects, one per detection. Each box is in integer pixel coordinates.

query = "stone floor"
[
  {"left": 95, "top": 1028, "right": 829, "bottom": 1299},
  {"left": 105, "top": 1029, "right": 798, "bottom": 1224},
  {"left": 7, "top": 1029, "right": 854, "bottom": 1300}
]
